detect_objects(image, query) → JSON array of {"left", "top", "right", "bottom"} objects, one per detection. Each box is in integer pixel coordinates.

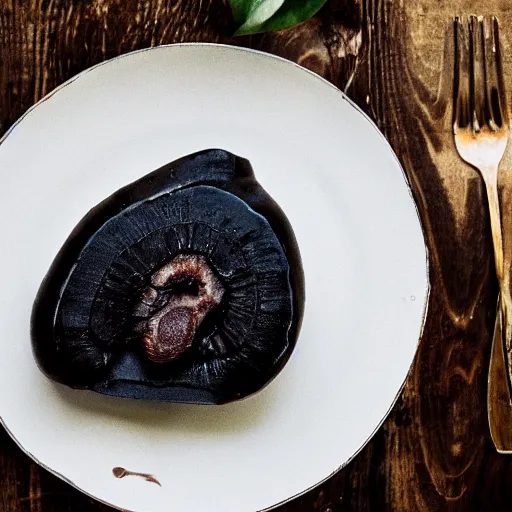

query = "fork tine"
[
  {"left": 493, "top": 16, "right": 508, "bottom": 126},
  {"left": 484, "top": 16, "right": 508, "bottom": 129},
  {"left": 470, "top": 16, "right": 486, "bottom": 132},
  {"left": 454, "top": 16, "right": 471, "bottom": 131}
]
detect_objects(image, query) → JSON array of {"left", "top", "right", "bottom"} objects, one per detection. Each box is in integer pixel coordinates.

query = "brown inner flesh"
[{"left": 138, "top": 254, "right": 224, "bottom": 363}]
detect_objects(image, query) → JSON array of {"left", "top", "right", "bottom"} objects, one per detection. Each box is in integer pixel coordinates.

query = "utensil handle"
[
  {"left": 487, "top": 297, "right": 512, "bottom": 452},
  {"left": 484, "top": 169, "right": 504, "bottom": 282},
  {"left": 484, "top": 167, "right": 512, "bottom": 393}
]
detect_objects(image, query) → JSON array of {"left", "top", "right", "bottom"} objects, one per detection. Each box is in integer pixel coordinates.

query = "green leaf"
[
  {"left": 234, "top": 0, "right": 328, "bottom": 35},
  {"left": 229, "top": 0, "right": 255, "bottom": 24},
  {"left": 229, "top": 0, "right": 284, "bottom": 28}
]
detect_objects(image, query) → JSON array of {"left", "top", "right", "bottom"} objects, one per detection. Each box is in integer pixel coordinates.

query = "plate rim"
[{"left": 0, "top": 42, "right": 430, "bottom": 512}]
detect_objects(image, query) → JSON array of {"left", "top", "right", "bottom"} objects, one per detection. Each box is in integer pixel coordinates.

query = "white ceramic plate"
[{"left": 0, "top": 44, "right": 428, "bottom": 512}]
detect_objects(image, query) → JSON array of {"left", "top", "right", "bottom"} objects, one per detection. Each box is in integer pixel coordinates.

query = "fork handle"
[
  {"left": 483, "top": 169, "right": 512, "bottom": 390},
  {"left": 483, "top": 169, "right": 504, "bottom": 282}
]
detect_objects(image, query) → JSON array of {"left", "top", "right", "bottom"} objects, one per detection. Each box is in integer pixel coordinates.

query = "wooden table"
[{"left": 3, "top": 0, "right": 512, "bottom": 510}]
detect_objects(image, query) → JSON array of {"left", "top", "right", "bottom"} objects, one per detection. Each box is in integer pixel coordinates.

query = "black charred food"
[{"left": 31, "top": 149, "right": 304, "bottom": 404}]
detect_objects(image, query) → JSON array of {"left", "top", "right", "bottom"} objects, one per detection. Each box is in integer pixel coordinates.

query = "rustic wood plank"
[{"left": 2, "top": 0, "right": 512, "bottom": 511}]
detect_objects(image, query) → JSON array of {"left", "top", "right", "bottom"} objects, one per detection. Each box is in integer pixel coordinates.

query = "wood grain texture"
[{"left": 2, "top": 0, "right": 512, "bottom": 510}]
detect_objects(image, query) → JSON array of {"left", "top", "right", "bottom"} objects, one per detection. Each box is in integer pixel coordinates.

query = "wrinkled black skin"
[{"left": 31, "top": 150, "right": 304, "bottom": 404}]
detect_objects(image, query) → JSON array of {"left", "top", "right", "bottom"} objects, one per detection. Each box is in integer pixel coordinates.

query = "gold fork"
[{"left": 452, "top": 15, "right": 511, "bottom": 452}]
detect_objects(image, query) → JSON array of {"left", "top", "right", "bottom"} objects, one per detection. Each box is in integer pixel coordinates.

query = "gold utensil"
[
  {"left": 452, "top": 15, "right": 511, "bottom": 451},
  {"left": 488, "top": 296, "right": 512, "bottom": 452}
]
